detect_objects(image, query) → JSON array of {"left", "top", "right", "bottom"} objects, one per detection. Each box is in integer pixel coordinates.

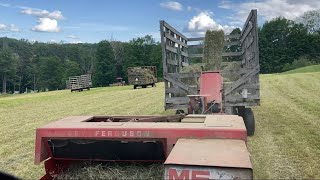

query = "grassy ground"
[
  {"left": 0, "top": 72, "right": 320, "bottom": 179},
  {"left": 282, "top": 64, "right": 320, "bottom": 74}
]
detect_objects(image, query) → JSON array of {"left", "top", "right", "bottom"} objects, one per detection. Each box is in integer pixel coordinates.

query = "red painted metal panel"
[
  {"left": 199, "top": 71, "right": 222, "bottom": 103},
  {"left": 34, "top": 115, "right": 247, "bottom": 179}
]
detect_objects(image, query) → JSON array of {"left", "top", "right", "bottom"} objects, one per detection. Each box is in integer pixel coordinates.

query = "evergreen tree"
[{"left": 94, "top": 40, "right": 115, "bottom": 86}]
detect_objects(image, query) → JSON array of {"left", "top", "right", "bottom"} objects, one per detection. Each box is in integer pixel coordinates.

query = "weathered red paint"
[
  {"left": 192, "top": 170, "right": 210, "bottom": 180},
  {"left": 34, "top": 115, "right": 247, "bottom": 179},
  {"left": 199, "top": 71, "right": 222, "bottom": 104},
  {"left": 168, "top": 169, "right": 210, "bottom": 180}
]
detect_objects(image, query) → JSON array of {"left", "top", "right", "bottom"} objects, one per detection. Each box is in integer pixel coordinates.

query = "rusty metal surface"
[{"left": 165, "top": 139, "right": 252, "bottom": 169}]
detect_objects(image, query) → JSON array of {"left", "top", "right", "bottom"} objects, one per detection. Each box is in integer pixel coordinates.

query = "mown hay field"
[{"left": 0, "top": 71, "right": 319, "bottom": 179}]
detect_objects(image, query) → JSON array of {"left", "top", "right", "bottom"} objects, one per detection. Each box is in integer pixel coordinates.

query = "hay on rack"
[
  {"left": 180, "top": 63, "right": 204, "bottom": 86},
  {"left": 203, "top": 29, "right": 225, "bottom": 71},
  {"left": 221, "top": 61, "right": 241, "bottom": 82}
]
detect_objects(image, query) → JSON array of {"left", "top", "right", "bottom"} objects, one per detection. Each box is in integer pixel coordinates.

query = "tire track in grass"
[
  {"left": 249, "top": 73, "right": 320, "bottom": 179},
  {"left": 249, "top": 78, "right": 299, "bottom": 179},
  {"left": 268, "top": 74, "right": 320, "bottom": 179}
]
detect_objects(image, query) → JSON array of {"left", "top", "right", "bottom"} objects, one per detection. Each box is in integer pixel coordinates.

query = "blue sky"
[{"left": 0, "top": 0, "right": 319, "bottom": 43}]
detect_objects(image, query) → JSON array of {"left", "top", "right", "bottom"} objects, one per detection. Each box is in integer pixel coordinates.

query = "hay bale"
[
  {"left": 221, "top": 61, "right": 241, "bottom": 82},
  {"left": 203, "top": 30, "right": 225, "bottom": 71},
  {"left": 180, "top": 64, "right": 204, "bottom": 86},
  {"left": 128, "top": 67, "right": 156, "bottom": 84},
  {"left": 55, "top": 162, "right": 163, "bottom": 180}
]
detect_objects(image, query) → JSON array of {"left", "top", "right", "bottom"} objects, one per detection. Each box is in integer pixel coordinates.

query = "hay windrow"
[{"left": 55, "top": 162, "right": 164, "bottom": 180}]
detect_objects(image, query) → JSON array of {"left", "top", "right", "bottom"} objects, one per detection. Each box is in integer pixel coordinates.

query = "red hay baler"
[
  {"left": 35, "top": 71, "right": 253, "bottom": 180},
  {"left": 35, "top": 9, "right": 260, "bottom": 180}
]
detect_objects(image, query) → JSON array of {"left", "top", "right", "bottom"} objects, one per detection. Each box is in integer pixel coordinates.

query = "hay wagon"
[
  {"left": 127, "top": 66, "right": 157, "bottom": 89},
  {"left": 160, "top": 9, "right": 260, "bottom": 115},
  {"left": 67, "top": 74, "right": 92, "bottom": 92}
]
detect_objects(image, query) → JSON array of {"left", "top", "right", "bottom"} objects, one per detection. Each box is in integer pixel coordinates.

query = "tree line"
[
  {"left": 0, "top": 10, "right": 319, "bottom": 93},
  {"left": 0, "top": 35, "right": 162, "bottom": 93}
]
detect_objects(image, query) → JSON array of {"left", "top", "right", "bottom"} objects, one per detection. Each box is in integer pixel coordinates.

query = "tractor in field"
[
  {"left": 127, "top": 66, "right": 157, "bottom": 89},
  {"left": 35, "top": 9, "right": 259, "bottom": 180}
]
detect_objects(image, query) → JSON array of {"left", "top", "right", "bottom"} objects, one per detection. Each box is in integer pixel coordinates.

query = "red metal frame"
[
  {"left": 199, "top": 71, "right": 223, "bottom": 104},
  {"left": 35, "top": 115, "right": 247, "bottom": 179}
]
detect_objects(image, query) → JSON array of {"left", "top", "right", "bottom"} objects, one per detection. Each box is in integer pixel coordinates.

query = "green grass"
[
  {"left": 0, "top": 72, "right": 320, "bottom": 179},
  {"left": 282, "top": 64, "right": 320, "bottom": 74}
]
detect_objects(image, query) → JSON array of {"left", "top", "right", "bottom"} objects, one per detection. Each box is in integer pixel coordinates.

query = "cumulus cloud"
[
  {"left": 0, "top": 23, "right": 21, "bottom": 32},
  {"left": 67, "top": 34, "right": 78, "bottom": 39},
  {"left": 21, "top": 8, "right": 64, "bottom": 20},
  {"left": 219, "top": 0, "right": 320, "bottom": 23},
  {"left": 160, "top": 1, "right": 183, "bottom": 11},
  {"left": 0, "top": 24, "right": 6, "bottom": 30},
  {"left": 187, "top": 11, "right": 235, "bottom": 35},
  {"left": 69, "top": 40, "right": 83, "bottom": 44},
  {"left": 32, "top": 18, "right": 60, "bottom": 32}
]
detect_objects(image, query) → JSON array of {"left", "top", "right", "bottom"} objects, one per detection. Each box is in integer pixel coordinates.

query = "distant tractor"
[
  {"left": 127, "top": 66, "right": 157, "bottom": 89},
  {"left": 66, "top": 74, "right": 92, "bottom": 92}
]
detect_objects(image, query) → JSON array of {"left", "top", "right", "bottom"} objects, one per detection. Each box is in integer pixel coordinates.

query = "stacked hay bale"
[
  {"left": 180, "top": 63, "right": 204, "bottom": 86},
  {"left": 127, "top": 67, "right": 156, "bottom": 85},
  {"left": 180, "top": 29, "right": 225, "bottom": 86},
  {"left": 203, "top": 29, "right": 225, "bottom": 71},
  {"left": 221, "top": 61, "right": 241, "bottom": 82}
]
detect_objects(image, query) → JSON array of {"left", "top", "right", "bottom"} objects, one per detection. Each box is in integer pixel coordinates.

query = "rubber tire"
[
  {"left": 242, "top": 108, "right": 255, "bottom": 136},
  {"left": 133, "top": 85, "right": 137, "bottom": 89}
]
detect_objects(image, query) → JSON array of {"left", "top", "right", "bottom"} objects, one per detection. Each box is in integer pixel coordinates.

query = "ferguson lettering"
[{"left": 95, "top": 130, "right": 150, "bottom": 137}]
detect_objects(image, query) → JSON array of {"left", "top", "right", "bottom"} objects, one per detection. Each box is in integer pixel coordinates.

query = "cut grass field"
[
  {"left": 0, "top": 71, "right": 320, "bottom": 179},
  {"left": 282, "top": 64, "right": 320, "bottom": 74}
]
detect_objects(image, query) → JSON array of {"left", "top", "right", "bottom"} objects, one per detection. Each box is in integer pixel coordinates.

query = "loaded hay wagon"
[
  {"left": 160, "top": 10, "right": 260, "bottom": 122},
  {"left": 35, "top": 10, "right": 259, "bottom": 180},
  {"left": 127, "top": 66, "right": 157, "bottom": 89}
]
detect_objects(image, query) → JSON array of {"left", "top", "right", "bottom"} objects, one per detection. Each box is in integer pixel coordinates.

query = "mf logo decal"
[
  {"left": 167, "top": 168, "right": 236, "bottom": 180},
  {"left": 168, "top": 169, "right": 210, "bottom": 180},
  {"left": 95, "top": 130, "right": 151, "bottom": 137}
]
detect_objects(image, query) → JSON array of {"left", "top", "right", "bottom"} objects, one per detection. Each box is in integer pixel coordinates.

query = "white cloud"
[
  {"left": 67, "top": 34, "right": 78, "bottom": 39},
  {"left": 187, "top": 6, "right": 192, "bottom": 11},
  {"left": 219, "top": 0, "right": 320, "bottom": 23},
  {"left": 32, "top": 18, "right": 60, "bottom": 32},
  {"left": 0, "top": 24, "right": 6, "bottom": 30},
  {"left": 218, "top": 0, "right": 233, "bottom": 9},
  {"left": 187, "top": 11, "right": 235, "bottom": 35},
  {"left": 21, "top": 8, "right": 64, "bottom": 20},
  {"left": 160, "top": 1, "right": 183, "bottom": 11},
  {"left": 0, "top": 23, "right": 21, "bottom": 32},
  {"left": 69, "top": 40, "right": 83, "bottom": 44},
  {"left": 8, "top": 24, "right": 20, "bottom": 32}
]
